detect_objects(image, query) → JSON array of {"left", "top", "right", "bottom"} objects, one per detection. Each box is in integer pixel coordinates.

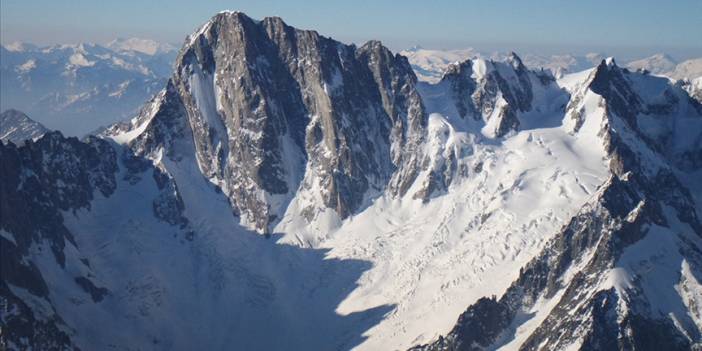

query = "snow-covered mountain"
[
  {"left": 625, "top": 53, "right": 678, "bottom": 75},
  {"left": 669, "top": 58, "right": 702, "bottom": 80},
  {"left": 0, "top": 39, "right": 177, "bottom": 136},
  {"left": 625, "top": 55, "right": 702, "bottom": 81},
  {"left": 0, "top": 109, "right": 49, "bottom": 144},
  {"left": 520, "top": 52, "right": 605, "bottom": 78},
  {"left": 400, "top": 47, "right": 604, "bottom": 82},
  {"left": 106, "top": 38, "right": 177, "bottom": 56},
  {"left": 2, "top": 42, "right": 38, "bottom": 52},
  {"left": 412, "top": 58, "right": 702, "bottom": 350},
  {"left": 398, "top": 46, "right": 482, "bottom": 82},
  {"left": 684, "top": 77, "right": 702, "bottom": 103},
  {"left": 2, "top": 12, "right": 702, "bottom": 351},
  {"left": 403, "top": 48, "right": 702, "bottom": 84}
]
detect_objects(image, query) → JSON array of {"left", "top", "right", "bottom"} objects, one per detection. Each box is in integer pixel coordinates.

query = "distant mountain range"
[
  {"left": 0, "top": 39, "right": 177, "bottom": 136},
  {"left": 400, "top": 46, "right": 702, "bottom": 83},
  {"left": 105, "top": 38, "right": 177, "bottom": 56}
]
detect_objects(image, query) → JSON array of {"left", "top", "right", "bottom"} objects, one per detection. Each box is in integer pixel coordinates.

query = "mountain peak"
[
  {"left": 625, "top": 53, "right": 678, "bottom": 75},
  {"left": 124, "top": 13, "right": 426, "bottom": 233},
  {"left": 261, "top": 15, "right": 287, "bottom": 25},
  {"left": 587, "top": 57, "right": 622, "bottom": 82},
  {"left": 185, "top": 10, "right": 264, "bottom": 49},
  {"left": 211, "top": 9, "right": 257, "bottom": 24},
  {"left": 588, "top": 57, "right": 638, "bottom": 107},
  {"left": 216, "top": 9, "right": 245, "bottom": 16},
  {"left": 506, "top": 51, "right": 526, "bottom": 70},
  {"left": 361, "top": 39, "right": 386, "bottom": 51},
  {"left": 0, "top": 109, "right": 49, "bottom": 145}
]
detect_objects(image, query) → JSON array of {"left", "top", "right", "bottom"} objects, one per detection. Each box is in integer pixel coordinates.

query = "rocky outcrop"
[{"left": 433, "top": 53, "right": 553, "bottom": 137}]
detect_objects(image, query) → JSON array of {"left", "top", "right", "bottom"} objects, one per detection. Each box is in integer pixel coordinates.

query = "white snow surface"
[{"left": 600, "top": 211, "right": 702, "bottom": 341}]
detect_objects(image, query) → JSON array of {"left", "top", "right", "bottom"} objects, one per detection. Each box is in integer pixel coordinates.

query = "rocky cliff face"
[{"left": 107, "top": 11, "right": 426, "bottom": 233}]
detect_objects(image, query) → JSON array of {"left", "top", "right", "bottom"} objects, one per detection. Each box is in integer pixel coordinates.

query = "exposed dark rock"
[
  {"left": 115, "top": 12, "right": 427, "bottom": 233},
  {"left": 74, "top": 277, "right": 109, "bottom": 303}
]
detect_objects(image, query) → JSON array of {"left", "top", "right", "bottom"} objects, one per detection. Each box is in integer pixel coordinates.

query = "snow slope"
[
  {"left": 412, "top": 58, "right": 702, "bottom": 351},
  {"left": 272, "top": 65, "right": 611, "bottom": 349}
]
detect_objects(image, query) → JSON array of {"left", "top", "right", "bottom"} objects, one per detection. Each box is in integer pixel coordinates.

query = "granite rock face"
[{"left": 112, "top": 12, "right": 427, "bottom": 233}]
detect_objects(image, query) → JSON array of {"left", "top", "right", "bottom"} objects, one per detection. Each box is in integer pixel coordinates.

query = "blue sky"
[{"left": 2, "top": 0, "right": 701, "bottom": 59}]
